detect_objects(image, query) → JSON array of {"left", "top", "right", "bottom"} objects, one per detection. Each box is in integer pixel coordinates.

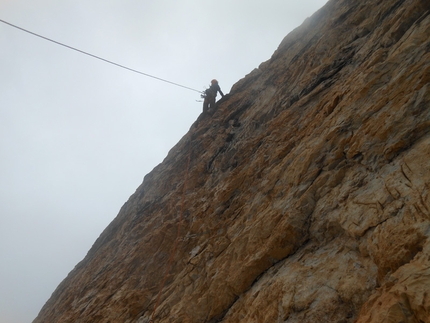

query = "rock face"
[{"left": 33, "top": 0, "right": 430, "bottom": 322}]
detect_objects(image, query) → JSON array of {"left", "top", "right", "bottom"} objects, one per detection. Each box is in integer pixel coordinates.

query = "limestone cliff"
[{"left": 33, "top": 0, "right": 430, "bottom": 322}]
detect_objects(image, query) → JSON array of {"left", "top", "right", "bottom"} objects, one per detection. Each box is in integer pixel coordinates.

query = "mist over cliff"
[{"left": 34, "top": 0, "right": 430, "bottom": 322}]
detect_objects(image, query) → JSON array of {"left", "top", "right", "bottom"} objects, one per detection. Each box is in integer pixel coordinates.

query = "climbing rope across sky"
[{"left": 0, "top": 18, "right": 202, "bottom": 93}]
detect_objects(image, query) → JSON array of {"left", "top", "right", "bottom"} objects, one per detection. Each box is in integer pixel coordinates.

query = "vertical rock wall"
[{"left": 34, "top": 0, "right": 430, "bottom": 322}]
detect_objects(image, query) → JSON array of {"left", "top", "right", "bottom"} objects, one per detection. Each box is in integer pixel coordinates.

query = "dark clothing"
[{"left": 203, "top": 83, "right": 224, "bottom": 113}]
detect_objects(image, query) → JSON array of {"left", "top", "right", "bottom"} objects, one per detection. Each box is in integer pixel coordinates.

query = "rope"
[
  {"left": 150, "top": 133, "right": 193, "bottom": 322},
  {"left": 0, "top": 18, "right": 202, "bottom": 93}
]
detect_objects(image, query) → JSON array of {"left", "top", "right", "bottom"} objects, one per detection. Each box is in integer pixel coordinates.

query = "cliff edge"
[{"left": 34, "top": 0, "right": 430, "bottom": 322}]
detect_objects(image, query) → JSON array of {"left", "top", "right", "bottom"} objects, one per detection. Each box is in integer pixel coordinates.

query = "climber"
[{"left": 202, "top": 79, "right": 224, "bottom": 114}]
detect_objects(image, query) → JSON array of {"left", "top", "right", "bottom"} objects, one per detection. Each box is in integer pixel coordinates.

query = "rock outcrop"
[{"left": 33, "top": 0, "right": 430, "bottom": 322}]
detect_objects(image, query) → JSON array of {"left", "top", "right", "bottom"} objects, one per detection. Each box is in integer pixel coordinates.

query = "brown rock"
[{"left": 33, "top": 0, "right": 430, "bottom": 322}]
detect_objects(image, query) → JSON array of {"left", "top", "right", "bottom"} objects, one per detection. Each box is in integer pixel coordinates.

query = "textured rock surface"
[{"left": 33, "top": 0, "right": 430, "bottom": 322}]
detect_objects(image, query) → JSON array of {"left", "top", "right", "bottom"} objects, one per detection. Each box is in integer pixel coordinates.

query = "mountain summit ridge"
[{"left": 34, "top": 0, "right": 430, "bottom": 322}]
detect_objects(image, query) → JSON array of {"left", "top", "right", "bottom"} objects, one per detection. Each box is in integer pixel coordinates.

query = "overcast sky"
[{"left": 0, "top": 1, "right": 328, "bottom": 322}]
